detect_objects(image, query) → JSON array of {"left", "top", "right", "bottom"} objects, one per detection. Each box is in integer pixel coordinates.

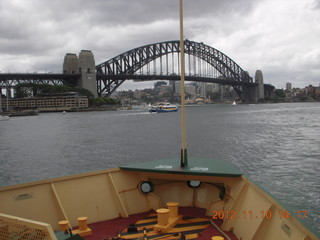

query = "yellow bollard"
[
  {"left": 211, "top": 236, "right": 224, "bottom": 240},
  {"left": 77, "top": 217, "right": 88, "bottom": 231},
  {"left": 166, "top": 202, "right": 179, "bottom": 219},
  {"left": 72, "top": 217, "right": 92, "bottom": 237},
  {"left": 58, "top": 220, "right": 69, "bottom": 232},
  {"left": 156, "top": 208, "right": 170, "bottom": 226}
]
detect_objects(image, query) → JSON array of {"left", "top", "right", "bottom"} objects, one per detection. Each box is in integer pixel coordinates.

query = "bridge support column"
[
  {"left": 78, "top": 50, "right": 98, "bottom": 98},
  {"left": 63, "top": 53, "right": 78, "bottom": 74},
  {"left": 63, "top": 50, "right": 98, "bottom": 97},
  {"left": 255, "top": 70, "right": 264, "bottom": 101}
]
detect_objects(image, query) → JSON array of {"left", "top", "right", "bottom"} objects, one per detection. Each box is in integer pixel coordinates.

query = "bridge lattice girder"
[
  {"left": 96, "top": 40, "right": 254, "bottom": 101},
  {"left": 0, "top": 73, "right": 79, "bottom": 88}
]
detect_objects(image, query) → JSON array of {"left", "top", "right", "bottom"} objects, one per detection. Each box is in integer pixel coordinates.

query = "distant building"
[
  {"left": 198, "top": 82, "right": 206, "bottom": 97},
  {"left": 5, "top": 92, "right": 88, "bottom": 111},
  {"left": 159, "top": 85, "right": 173, "bottom": 94},
  {"left": 286, "top": 82, "right": 292, "bottom": 92},
  {"left": 154, "top": 81, "right": 167, "bottom": 88},
  {"left": 169, "top": 81, "right": 176, "bottom": 92},
  {"left": 205, "top": 83, "right": 214, "bottom": 93},
  {"left": 133, "top": 90, "right": 142, "bottom": 99},
  {"left": 185, "top": 84, "right": 196, "bottom": 96},
  {"left": 305, "top": 85, "right": 320, "bottom": 99},
  {"left": 175, "top": 81, "right": 181, "bottom": 94}
]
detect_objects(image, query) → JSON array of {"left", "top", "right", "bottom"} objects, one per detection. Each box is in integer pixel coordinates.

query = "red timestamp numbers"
[
  {"left": 212, "top": 210, "right": 274, "bottom": 220},
  {"left": 212, "top": 210, "right": 308, "bottom": 220}
]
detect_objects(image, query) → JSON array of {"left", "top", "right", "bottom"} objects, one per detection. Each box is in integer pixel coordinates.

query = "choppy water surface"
[{"left": 0, "top": 102, "right": 319, "bottom": 233}]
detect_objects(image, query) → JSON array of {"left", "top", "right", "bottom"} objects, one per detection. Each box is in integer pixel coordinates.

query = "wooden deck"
[{"left": 80, "top": 207, "right": 238, "bottom": 240}]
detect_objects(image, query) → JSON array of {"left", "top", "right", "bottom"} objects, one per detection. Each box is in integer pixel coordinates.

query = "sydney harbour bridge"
[{"left": 0, "top": 40, "right": 271, "bottom": 103}]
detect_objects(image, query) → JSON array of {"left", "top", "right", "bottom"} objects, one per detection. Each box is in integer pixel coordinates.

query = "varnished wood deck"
[{"left": 82, "top": 207, "right": 238, "bottom": 240}]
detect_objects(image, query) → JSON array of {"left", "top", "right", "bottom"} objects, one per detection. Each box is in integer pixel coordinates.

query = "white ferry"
[{"left": 149, "top": 102, "right": 178, "bottom": 113}]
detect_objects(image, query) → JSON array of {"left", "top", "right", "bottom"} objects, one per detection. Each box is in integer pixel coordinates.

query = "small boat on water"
[
  {"left": 232, "top": 101, "right": 237, "bottom": 105},
  {"left": 0, "top": 115, "right": 10, "bottom": 121},
  {"left": 149, "top": 102, "right": 178, "bottom": 113},
  {"left": 156, "top": 103, "right": 178, "bottom": 113}
]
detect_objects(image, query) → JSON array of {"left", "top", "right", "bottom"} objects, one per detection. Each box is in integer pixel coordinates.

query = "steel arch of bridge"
[{"left": 96, "top": 40, "right": 255, "bottom": 101}]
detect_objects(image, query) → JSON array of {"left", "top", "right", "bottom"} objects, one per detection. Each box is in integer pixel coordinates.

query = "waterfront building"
[
  {"left": 305, "top": 85, "right": 320, "bottom": 99},
  {"left": 5, "top": 92, "right": 88, "bottom": 112}
]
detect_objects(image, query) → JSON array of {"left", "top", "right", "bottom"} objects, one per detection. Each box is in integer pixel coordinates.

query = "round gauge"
[
  {"left": 139, "top": 181, "right": 154, "bottom": 194},
  {"left": 187, "top": 180, "right": 201, "bottom": 188}
]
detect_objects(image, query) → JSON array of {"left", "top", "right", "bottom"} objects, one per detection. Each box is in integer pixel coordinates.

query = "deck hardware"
[
  {"left": 281, "top": 222, "right": 292, "bottom": 237},
  {"left": 139, "top": 181, "right": 154, "bottom": 194},
  {"left": 14, "top": 193, "right": 34, "bottom": 201},
  {"left": 187, "top": 180, "right": 201, "bottom": 188}
]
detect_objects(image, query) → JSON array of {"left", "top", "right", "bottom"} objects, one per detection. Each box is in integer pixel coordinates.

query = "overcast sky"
[{"left": 0, "top": 0, "right": 319, "bottom": 90}]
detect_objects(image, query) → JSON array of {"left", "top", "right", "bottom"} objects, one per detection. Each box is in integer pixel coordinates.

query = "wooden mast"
[{"left": 179, "top": 0, "right": 187, "bottom": 167}]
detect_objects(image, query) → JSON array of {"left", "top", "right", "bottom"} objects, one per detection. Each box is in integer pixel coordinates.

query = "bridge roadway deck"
[
  {"left": 0, "top": 73, "right": 80, "bottom": 87},
  {"left": 98, "top": 74, "right": 257, "bottom": 86},
  {"left": 0, "top": 73, "right": 256, "bottom": 87},
  {"left": 0, "top": 73, "right": 80, "bottom": 80}
]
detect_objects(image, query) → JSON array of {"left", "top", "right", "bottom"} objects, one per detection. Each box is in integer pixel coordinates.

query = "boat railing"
[{"left": 0, "top": 213, "right": 57, "bottom": 240}]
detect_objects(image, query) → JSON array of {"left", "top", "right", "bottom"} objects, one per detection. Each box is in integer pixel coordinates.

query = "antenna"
[{"left": 179, "top": 0, "right": 188, "bottom": 167}]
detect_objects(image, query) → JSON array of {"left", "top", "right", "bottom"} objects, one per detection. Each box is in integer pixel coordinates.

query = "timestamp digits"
[
  {"left": 212, "top": 210, "right": 308, "bottom": 220},
  {"left": 212, "top": 210, "right": 273, "bottom": 220}
]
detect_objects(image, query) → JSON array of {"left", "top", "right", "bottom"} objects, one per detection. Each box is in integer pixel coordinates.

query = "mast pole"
[
  {"left": 179, "top": 0, "right": 187, "bottom": 167},
  {"left": 0, "top": 88, "right": 2, "bottom": 113}
]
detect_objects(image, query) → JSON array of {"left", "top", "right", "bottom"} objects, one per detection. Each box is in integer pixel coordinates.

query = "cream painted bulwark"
[
  {"left": 53, "top": 173, "right": 119, "bottom": 227},
  {"left": 0, "top": 168, "right": 318, "bottom": 240},
  {"left": 0, "top": 183, "right": 60, "bottom": 229}
]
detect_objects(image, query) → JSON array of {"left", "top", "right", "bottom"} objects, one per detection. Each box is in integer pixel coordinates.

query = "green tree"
[
  {"left": 210, "top": 91, "right": 221, "bottom": 100},
  {"left": 92, "top": 97, "right": 106, "bottom": 106},
  {"left": 274, "top": 89, "right": 285, "bottom": 98}
]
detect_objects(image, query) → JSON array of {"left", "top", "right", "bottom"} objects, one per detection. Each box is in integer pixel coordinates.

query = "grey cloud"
[
  {"left": 313, "top": 0, "right": 320, "bottom": 8},
  {"left": 23, "top": 0, "right": 258, "bottom": 26}
]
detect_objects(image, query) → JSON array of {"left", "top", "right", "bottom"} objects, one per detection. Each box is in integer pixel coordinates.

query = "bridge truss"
[
  {"left": 96, "top": 40, "right": 255, "bottom": 101},
  {"left": 0, "top": 73, "right": 79, "bottom": 88}
]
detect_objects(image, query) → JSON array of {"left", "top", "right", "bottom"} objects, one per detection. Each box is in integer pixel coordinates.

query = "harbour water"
[{"left": 0, "top": 102, "right": 319, "bottom": 233}]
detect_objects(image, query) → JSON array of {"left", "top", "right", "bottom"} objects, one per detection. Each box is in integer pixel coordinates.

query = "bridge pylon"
[
  {"left": 63, "top": 50, "right": 98, "bottom": 97},
  {"left": 255, "top": 70, "right": 264, "bottom": 100}
]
